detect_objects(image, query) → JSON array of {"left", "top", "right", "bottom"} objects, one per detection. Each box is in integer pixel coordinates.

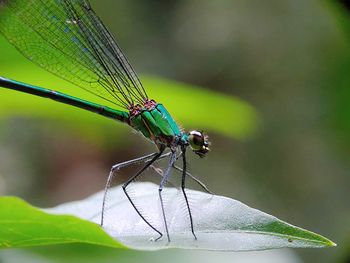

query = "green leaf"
[
  {"left": 0, "top": 197, "right": 125, "bottom": 249},
  {"left": 0, "top": 183, "right": 336, "bottom": 251}
]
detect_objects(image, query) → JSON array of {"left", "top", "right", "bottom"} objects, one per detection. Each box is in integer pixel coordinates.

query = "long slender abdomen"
[{"left": 0, "top": 76, "right": 129, "bottom": 123}]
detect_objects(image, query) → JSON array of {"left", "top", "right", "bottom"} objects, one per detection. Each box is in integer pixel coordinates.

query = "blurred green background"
[{"left": 0, "top": 0, "right": 349, "bottom": 262}]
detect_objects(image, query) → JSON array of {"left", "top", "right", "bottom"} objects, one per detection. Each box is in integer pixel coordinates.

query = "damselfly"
[{"left": 0, "top": 0, "right": 211, "bottom": 242}]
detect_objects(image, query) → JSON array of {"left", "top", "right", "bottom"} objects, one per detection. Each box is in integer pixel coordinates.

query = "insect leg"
[
  {"left": 122, "top": 147, "right": 166, "bottom": 239},
  {"left": 101, "top": 150, "right": 171, "bottom": 226},
  {"left": 157, "top": 150, "right": 177, "bottom": 242},
  {"left": 102, "top": 152, "right": 157, "bottom": 226},
  {"left": 172, "top": 165, "right": 213, "bottom": 194},
  {"left": 150, "top": 164, "right": 178, "bottom": 188},
  {"left": 180, "top": 146, "right": 197, "bottom": 240}
]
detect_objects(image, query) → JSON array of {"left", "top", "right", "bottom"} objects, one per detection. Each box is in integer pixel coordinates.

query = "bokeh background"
[{"left": 0, "top": 0, "right": 349, "bottom": 262}]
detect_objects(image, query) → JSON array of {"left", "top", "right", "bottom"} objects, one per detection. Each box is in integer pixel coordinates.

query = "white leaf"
[{"left": 45, "top": 182, "right": 335, "bottom": 251}]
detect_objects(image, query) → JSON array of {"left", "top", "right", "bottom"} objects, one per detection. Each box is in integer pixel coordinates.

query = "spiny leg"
[
  {"left": 150, "top": 164, "right": 177, "bottom": 188},
  {"left": 172, "top": 164, "right": 213, "bottom": 194},
  {"left": 146, "top": 152, "right": 172, "bottom": 163},
  {"left": 181, "top": 146, "right": 197, "bottom": 240},
  {"left": 122, "top": 147, "right": 166, "bottom": 239},
  {"left": 101, "top": 150, "right": 171, "bottom": 226},
  {"left": 157, "top": 150, "right": 177, "bottom": 242},
  {"left": 101, "top": 152, "right": 157, "bottom": 226},
  {"left": 151, "top": 151, "right": 212, "bottom": 192}
]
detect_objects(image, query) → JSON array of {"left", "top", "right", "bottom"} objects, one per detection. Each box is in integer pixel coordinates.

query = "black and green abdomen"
[{"left": 130, "top": 104, "right": 181, "bottom": 145}]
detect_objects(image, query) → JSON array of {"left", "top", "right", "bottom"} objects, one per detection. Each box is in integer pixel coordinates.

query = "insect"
[{"left": 0, "top": 0, "right": 211, "bottom": 242}]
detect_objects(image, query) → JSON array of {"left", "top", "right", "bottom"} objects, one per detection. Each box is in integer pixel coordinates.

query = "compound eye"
[{"left": 188, "top": 131, "right": 204, "bottom": 151}]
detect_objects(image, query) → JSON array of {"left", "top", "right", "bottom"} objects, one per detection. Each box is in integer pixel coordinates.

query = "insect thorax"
[{"left": 129, "top": 102, "right": 183, "bottom": 148}]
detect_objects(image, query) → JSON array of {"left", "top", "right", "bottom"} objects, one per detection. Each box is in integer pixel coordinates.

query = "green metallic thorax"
[{"left": 130, "top": 104, "right": 182, "bottom": 147}]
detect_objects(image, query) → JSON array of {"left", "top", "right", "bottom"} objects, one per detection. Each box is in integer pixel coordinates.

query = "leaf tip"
[
  {"left": 328, "top": 240, "right": 337, "bottom": 247},
  {"left": 317, "top": 235, "right": 337, "bottom": 248}
]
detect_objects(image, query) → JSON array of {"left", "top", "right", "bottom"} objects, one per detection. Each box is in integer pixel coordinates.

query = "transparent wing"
[{"left": 0, "top": 0, "right": 148, "bottom": 108}]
